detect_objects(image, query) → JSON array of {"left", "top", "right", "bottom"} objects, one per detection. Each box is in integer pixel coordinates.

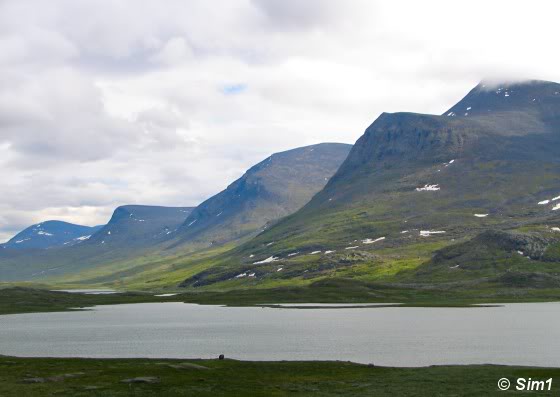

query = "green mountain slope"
[{"left": 179, "top": 80, "right": 560, "bottom": 290}]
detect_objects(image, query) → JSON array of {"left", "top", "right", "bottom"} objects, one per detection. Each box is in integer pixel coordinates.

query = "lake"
[{"left": 0, "top": 302, "right": 558, "bottom": 367}]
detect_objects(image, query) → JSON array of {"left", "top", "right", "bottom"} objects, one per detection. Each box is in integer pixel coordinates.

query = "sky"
[{"left": 1, "top": 0, "right": 559, "bottom": 242}]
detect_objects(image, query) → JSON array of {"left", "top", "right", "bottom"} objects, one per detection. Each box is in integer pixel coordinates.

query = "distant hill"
[
  {"left": 179, "top": 80, "right": 560, "bottom": 289},
  {"left": 0, "top": 205, "right": 193, "bottom": 281},
  {"left": 1, "top": 221, "right": 102, "bottom": 250},
  {"left": 166, "top": 143, "right": 352, "bottom": 250}
]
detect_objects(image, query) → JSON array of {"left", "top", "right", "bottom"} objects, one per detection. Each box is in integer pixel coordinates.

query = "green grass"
[{"left": 0, "top": 356, "right": 558, "bottom": 396}]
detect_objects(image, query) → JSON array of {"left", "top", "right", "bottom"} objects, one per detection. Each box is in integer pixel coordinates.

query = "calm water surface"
[{"left": 0, "top": 302, "right": 558, "bottom": 367}]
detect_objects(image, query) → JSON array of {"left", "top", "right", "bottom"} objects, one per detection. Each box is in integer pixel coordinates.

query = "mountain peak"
[{"left": 444, "top": 79, "right": 560, "bottom": 118}]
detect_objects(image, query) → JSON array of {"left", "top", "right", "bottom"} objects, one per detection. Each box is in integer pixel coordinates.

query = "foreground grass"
[{"left": 0, "top": 356, "right": 557, "bottom": 396}]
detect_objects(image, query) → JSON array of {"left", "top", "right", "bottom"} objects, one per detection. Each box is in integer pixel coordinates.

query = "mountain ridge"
[{"left": 177, "top": 79, "right": 560, "bottom": 289}]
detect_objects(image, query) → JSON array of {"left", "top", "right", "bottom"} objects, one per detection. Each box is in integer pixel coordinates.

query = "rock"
[
  {"left": 218, "top": 354, "right": 225, "bottom": 360},
  {"left": 168, "top": 362, "right": 209, "bottom": 370},
  {"left": 120, "top": 377, "right": 160, "bottom": 384},
  {"left": 46, "top": 372, "right": 85, "bottom": 382},
  {"left": 22, "top": 377, "right": 46, "bottom": 383}
]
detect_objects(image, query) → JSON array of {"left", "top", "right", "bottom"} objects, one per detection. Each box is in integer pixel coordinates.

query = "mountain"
[
  {"left": 179, "top": 80, "right": 560, "bottom": 289},
  {"left": 0, "top": 143, "right": 351, "bottom": 283},
  {"left": 166, "top": 143, "right": 352, "bottom": 250},
  {"left": 0, "top": 205, "right": 193, "bottom": 281},
  {"left": 1, "top": 221, "right": 102, "bottom": 250},
  {"left": 89, "top": 205, "right": 193, "bottom": 248}
]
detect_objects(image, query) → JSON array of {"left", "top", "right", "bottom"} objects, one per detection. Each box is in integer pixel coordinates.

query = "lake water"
[{"left": 0, "top": 302, "right": 559, "bottom": 367}]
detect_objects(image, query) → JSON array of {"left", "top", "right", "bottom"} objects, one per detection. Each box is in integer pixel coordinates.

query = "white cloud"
[{"left": 0, "top": 0, "right": 559, "bottom": 242}]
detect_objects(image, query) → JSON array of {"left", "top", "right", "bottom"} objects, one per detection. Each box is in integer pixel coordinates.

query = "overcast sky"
[{"left": 0, "top": 0, "right": 559, "bottom": 241}]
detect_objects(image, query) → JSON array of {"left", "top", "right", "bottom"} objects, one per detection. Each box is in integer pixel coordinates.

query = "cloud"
[{"left": 0, "top": 0, "right": 560, "bottom": 241}]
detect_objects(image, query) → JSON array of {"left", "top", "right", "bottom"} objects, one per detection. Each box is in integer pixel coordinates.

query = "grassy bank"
[
  {"left": 4, "top": 280, "right": 560, "bottom": 315},
  {"left": 0, "top": 355, "right": 557, "bottom": 396}
]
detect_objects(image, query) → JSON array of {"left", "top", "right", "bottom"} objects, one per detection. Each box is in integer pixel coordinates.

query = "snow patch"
[
  {"left": 420, "top": 230, "right": 446, "bottom": 237},
  {"left": 310, "top": 251, "right": 321, "bottom": 255},
  {"left": 287, "top": 252, "right": 299, "bottom": 257},
  {"left": 325, "top": 250, "right": 335, "bottom": 254},
  {"left": 539, "top": 200, "right": 551, "bottom": 205},
  {"left": 187, "top": 219, "right": 197, "bottom": 227},
  {"left": 474, "top": 214, "right": 489, "bottom": 218},
  {"left": 553, "top": 204, "right": 560, "bottom": 211},
  {"left": 362, "top": 237, "right": 385, "bottom": 244},
  {"left": 74, "top": 235, "right": 91, "bottom": 241},
  {"left": 416, "top": 184, "right": 440, "bottom": 192},
  {"left": 155, "top": 293, "right": 178, "bottom": 297},
  {"left": 345, "top": 246, "right": 359, "bottom": 250},
  {"left": 37, "top": 231, "right": 53, "bottom": 236},
  {"left": 253, "top": 256, "right": 279, "bottom": 264}
]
